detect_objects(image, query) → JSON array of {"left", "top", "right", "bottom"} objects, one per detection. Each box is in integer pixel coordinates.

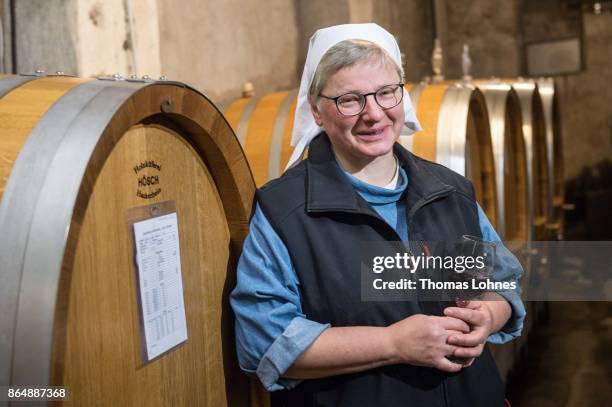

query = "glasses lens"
[
  {"left": 336, "top": 93, "right": 364, "bottom": 115},
  {"left": 375, "top": 85, "right": 403, "bottom": 109}
]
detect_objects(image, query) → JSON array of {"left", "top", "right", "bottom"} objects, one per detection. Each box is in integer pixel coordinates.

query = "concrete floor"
[{"left": 506, "top": 302, "right": 612, "bottom": 407}]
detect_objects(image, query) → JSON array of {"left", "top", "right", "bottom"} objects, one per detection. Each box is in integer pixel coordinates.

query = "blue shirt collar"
[{"left": 335, "top": 158, "right": 408, "bottom": 204}]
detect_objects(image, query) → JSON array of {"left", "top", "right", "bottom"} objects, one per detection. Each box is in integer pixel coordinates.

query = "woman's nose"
[{"left": 360, "top": 94, "right": 385, "bottom": 121}]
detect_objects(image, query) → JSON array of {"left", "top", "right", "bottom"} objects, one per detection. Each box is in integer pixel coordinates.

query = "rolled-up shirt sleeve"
[
  {"left": 477, "top": 204, "right": 526, "bottom": 344},
  {"left": 230, "top": 204, "right": 329, "bottom": 391}
]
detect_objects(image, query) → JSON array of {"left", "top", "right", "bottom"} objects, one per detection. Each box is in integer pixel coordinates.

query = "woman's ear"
[{"left": 310, "top": 101, "right": 323, "bottom": 127}]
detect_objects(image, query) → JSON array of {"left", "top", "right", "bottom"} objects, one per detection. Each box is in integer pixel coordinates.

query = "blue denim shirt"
[{"left": 230, "top": 165, "right": 526, "bottom": 391}]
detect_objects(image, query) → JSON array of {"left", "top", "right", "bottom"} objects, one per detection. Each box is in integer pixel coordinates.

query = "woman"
[{"left": 231, "top": 23, "right": 525, "bottom": 406}]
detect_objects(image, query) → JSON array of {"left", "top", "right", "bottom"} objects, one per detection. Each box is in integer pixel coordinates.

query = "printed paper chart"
[{"left": 133, "top": 212, "right": 188, "bottom": 361}]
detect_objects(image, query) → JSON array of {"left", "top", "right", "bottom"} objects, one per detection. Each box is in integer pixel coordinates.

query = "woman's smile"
[{"left": 353, "top": 124, "right": 391, "bottom": 139}]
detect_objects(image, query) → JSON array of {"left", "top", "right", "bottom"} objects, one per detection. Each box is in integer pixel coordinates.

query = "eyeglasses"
[{"left": 319, "top": 83, "right": 404, "bottom": 116}]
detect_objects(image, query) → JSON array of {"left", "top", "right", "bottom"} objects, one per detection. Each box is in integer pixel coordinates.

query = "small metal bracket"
[
  {"left": 97, "top": 73, "right": 124, "bottom": 81},
  {"left": 48, "top": 71, "right": 77, "bottom": 77},
  {"left": 20, "top": 69, "right": 46, "bottom": 77},
  {"left": 126, "top": 75, "right": 155, "bottom": 83},
  {"left": 161, "top": 98, "right": 173, "bottom": 113},
  {"left": 149, "top": 204, "right": 161, "bottom": 217}
]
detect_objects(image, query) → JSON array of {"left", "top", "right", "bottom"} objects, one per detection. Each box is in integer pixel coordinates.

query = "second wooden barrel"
[
  {"left": 409, "top": 82, "right": 498, "bottom": 227},
  {"left": 0, "top": 75, "right": 255, "bottom": 406},
  {"left": 510, "top": 80, "right": 550, "bottom": 241},
  {"left": 475, "top": 82, "right": 529, "bottom": 243},
  {"left": 224, "top": 90, "right": 298, "bottom": 186}
]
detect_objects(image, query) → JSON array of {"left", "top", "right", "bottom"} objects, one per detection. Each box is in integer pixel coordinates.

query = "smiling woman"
[
  {"left": 309, "top": 48, "right": 405, "bottom": 183},
  {"left": 230, "top": 23, "right": 525, "bottom": 407}
]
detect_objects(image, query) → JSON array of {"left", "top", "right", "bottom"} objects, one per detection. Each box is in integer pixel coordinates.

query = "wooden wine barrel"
[
  {"left": 474, "top": 82, "right": 528, "bottom": 244},
  {"left": 0, "top": 74, "right": 255, "bottom": 406},
  {"left": 472, "top": 81, "right": 534, "bottom": 380},
  {"left": 409, "top": 82, "right": 498, "bottom": 227},
  {"left": 507, "top": 80, "right": 550, "bottom": 241},
  {"left": 537, "top": 78, "right": 564, "bottom": 238},
  {"left": 224, "top": 90, "right": 298, "bottom": 186}
]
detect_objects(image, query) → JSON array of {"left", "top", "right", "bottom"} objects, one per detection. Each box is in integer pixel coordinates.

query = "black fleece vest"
[{"left": 258, "top": 134, "right": 504, "bottom": 407}]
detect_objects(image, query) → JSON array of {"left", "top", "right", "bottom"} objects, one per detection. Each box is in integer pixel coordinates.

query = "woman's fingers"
[
  {"left": 440, "top": 316, "right": 471, "bottom": 333},
  {"left": 443, "top": 307, "right": 484, "bottom": 326},
  {"left": 452, "top": 344, "right": 484, "bottom": 358},
  {"left": 436, "top": 356, "right": 464, "bottom": 373},
  {"left": 455, "top": 299, "right": 483, "bottom": 309},
  {"left": 447, "top": 328, "right": 487, "bottom": 347}
]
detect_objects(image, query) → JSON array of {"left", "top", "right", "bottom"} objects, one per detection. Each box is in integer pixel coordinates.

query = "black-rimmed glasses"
[{"left": 319, "top": 83, "right": 404, "bottom": 116}]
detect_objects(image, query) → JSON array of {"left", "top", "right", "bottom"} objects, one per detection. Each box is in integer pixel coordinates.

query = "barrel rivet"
[
  {"left": 35, "top": 69, "right": 45, "bottom": 76},
  {"left": 159, "top": 75, "right": 167, "bottom": 81},
  {"left": 242, "top": 82, "right": 255, "bottom": 98},
  {"left": 142, "top": 74, "right": 151, "bottom": 80},
  {"left": 112, "top": 73, "right": 123, "bottom": 80},
  {"left": 161, "top": 98, "right": 173, "bottom": 113}
]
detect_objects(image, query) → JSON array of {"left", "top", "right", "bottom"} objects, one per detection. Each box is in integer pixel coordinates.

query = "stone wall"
[
  {"left": 12, "top": 0, "right": 79, "bottom": 75},
  {"left": 556, "top": 12, "right": 612, "bottom": 180},
  {"left": 12, "top": 0, "right": 160, "bottom": 78},
  {"left": 158, "top": 0, "right": 299, "bottom": 104},
  {"left": 296, "top": 0, "right": 434, "bottom": 83},
  {"left": 7, "top": 0, "right": 434, "bottom": 102},
  {"left": 520, "top": 0, "right": 612, "bottom": 180},
  {"left": 1, "top": 0, "right": 13, "bottom": 72},
  {"left": 443, "top": 0, "right": 521, "bottom": 79}
]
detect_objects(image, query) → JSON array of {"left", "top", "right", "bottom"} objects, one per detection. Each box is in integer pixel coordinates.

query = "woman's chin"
[
  {"left": 354, "top": 136, "right": 396, "bottom": 156},
  {"left": 353, "top": 143, "right": 395, "bottom": 159}
]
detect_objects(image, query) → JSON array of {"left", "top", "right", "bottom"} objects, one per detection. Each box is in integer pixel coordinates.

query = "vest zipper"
[
  {"left": 407, "top": 186, "right": 455, "bottom": 254},
  {"left": 407, "top": 186, "right": 456, "bottom": 220},
  {"left": 407, "top": 187, "right": 455, "bottom": 407}
]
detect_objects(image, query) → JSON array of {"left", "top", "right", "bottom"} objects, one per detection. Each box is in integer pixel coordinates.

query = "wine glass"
[{"left": 447, "top": 235, "right": 496, "bottom": 303}]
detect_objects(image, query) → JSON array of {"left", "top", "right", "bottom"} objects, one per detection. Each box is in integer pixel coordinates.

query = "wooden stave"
[
  {"left": 0, "top": 75, "right": 40, "bottom": 99},
  {"left": 0, "top": 76, "right": 255, "bottom": 405},
  {"left": 509, "top": 80, "right": 550, "bottom": 241},
  {"left": 225, "top": 90, "right": 298, "bottom": 186},
  {"left": 537, "top": 78, "right": 564, "bottom": 237},
  {"left": 475, "top": 82, "right": 529, "bottom": 243}
]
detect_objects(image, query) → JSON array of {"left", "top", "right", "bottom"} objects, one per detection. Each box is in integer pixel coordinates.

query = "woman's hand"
[
  {"left": 443, "top": 301, "right": 493, "bottom": 366},
  {"left": 284, "top": 313, "right": 472, "bottom": 379},
  {"left": 443, "top": 294, "right": 511, "bottom": 366},
  {"left": 386, "top": 314, "right": 471, "bottom": 373}
]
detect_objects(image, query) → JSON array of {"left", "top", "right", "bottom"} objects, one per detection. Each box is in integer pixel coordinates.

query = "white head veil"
[{"left": 286, "top": 23, "right": 421, "bottom": 168}]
